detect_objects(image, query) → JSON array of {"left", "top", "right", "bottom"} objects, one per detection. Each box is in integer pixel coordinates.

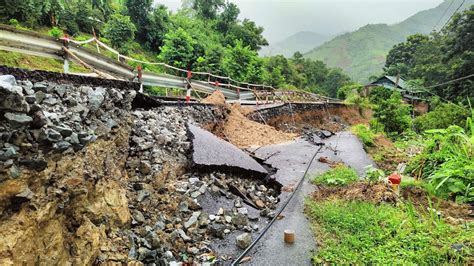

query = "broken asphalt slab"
[{"left": 187, "top": 123, "right": 268, "bottom": 177}]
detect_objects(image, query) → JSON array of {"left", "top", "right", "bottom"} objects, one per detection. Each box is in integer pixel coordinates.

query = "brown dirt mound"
[
  {"left": 202, "top": 91, "right": 296, "bottom": 148},
  {"left": 311, "top": 182, "right": 473, "bottom": 221},
  {"left": 201, "top": 90, "right": 226, "bottom": 105},
  {"left": 224, "top": 105, "right": 296, "bottom": 148}
]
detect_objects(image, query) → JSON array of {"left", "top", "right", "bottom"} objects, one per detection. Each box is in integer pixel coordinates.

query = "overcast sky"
[{"left": 155, "top": 0, "right": 444, "bottom": 43}]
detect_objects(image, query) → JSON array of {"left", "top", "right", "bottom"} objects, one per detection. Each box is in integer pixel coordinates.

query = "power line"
[
  {"left": 433, "top": 0, "right": 455, "bottom": 31},
  {"left": 440, "top": 0, "right": 466, "bottom": 31},
  {"left": 426, "top": 73, "right": 474, "bottom": 89}
]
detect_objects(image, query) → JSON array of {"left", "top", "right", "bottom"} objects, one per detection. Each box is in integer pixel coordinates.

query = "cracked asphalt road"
[{"left": 244, "top": 131, "right": 375, "bottom": 265}]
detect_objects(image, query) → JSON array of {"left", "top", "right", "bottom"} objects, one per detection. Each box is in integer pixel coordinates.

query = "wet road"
[{"left": 245, "top": 132, "right": 375, "bottom": 265}]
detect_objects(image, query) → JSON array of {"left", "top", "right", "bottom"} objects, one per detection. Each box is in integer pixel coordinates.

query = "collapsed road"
[{"left": 0, "top": 67, "right": 370, "bottom": 265}]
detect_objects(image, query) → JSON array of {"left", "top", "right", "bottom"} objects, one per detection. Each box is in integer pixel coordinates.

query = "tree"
[
  {"left": 226, "top": 19, "right": 268, "bottom": 51},
  {"left": 103, "top": 13, "right": 136, "bottom": 49},
  {"left": 384, "top": 34, "right": 430, "bottom": 77},
  {"left": 143, "top": 5, "right": 170, "bottom": 51},
  {"left": 159, "top": 27, "right": 196, "bottom": 69},
  {"left": 125, "top": 0, "right": 152, "bottom": 42},
  {"left": 373, "top": 92, "right": 412, "bottom": 135},
  {"left": 322, "top": 68, "right": 351, "bottom": 98},
  {"left": 216, "top": 1, "right": 239, "bottom": 33},
  {"left": 222, "top": 40, "right": 260, "bottom": 81},
  {"left": 191, "top": 0, "right": 225, "bottom": 20}
]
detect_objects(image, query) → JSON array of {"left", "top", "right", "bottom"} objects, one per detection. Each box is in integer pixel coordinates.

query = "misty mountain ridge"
[
  {"left": 304, "top": 0, "right": 474, "bottom": 82},
  {"left": 260, "top": 31, "right": 332, "bottom": 57}
]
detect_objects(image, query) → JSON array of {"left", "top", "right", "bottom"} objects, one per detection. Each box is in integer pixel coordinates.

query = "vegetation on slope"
[
  {"left": 260, "top": 31, "right": 332, "bottom": 57},
  {"left": 0, "top": 0, "right": 353, "bottom": 97},
  {"left": 304, "top": 0, "right": 474, "bottom": 82}
]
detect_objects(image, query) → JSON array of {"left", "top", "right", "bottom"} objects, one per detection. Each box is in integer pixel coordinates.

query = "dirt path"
[{"left": 246, "top": 132, "right": 375, "bottom": 265}]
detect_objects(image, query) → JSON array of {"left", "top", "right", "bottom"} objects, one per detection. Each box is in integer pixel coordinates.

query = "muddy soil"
[{"left": 311, "top": 182, "right": 473, "bottom": 221}]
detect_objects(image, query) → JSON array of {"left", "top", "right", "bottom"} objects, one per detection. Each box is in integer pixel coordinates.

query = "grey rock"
[
  {"left": 137, "top": 190, "right": 150, "bottom": 202},
  {"left": 41, "top": 128, "right": 62, "bottom": 143},
  {"left": 9, "top": 164, "right": 21, "bottom": 178},
  {"left": 42, "top": 97, "right": 58, "bottom": 105},
  {"left": 0, "top": 75, "right": 17, "bottom": 87},
  {"left": 138, "top": 161, "right": 152, "bottom": 175},
  {"left": 236, "top": 233, "right": 252, "bottom": 249},
  {"left": 177, "top": 229, "right": 191, "bottom": 241},
  {"left": 132, "top": 210, "right": 146, "bottom": 224},
  {"left": 88, "top": 89, "right": 105, "bottom": 112},
  {"left": 30, "top": 110, "right": 47, "bottom": 129},
  {"left": 54, "top": 85, "right": 67, "bottom": 97},
  {"left": 232, "top": 213, "right": 248, "bottom": 226},
  {"left": 33, "top": 82, "right": 48, "bottom": 92},
  {"left": 53, "top": 125, "right": 73, "bottom": 137},
  {"left": 178, "top": 201, "right": 189, "bottom": 213},
  {"left": 208, "top": 224, "right": 226, "bottom": 239},
  {"left": 35, "top": 91, "right": 46, "bottom": 104},
  {"left": 184, "top": 211, "right": 201, "bottom": 228},
  {"left": 54, "top": 141, "right": 71, "bottom": 152},
  {"left": 237, "top": 207, "right": 248, "bottom": 215},
  {"left": 4, "top": 112, "right": 32, "bottom": 127},
  {"left": 25, "top": 95, "right": 36, "bottom": 104},
  {"left": 16, "top": 187, "right": 34, "bottom": 200}
]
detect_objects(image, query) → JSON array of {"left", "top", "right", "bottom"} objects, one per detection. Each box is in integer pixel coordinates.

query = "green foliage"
[
  {"left": 312, "top": 165, "right": 359, "bottom": 187},
  {"left": 413, "top": 103, "right": 470, "bottom": 132},
  {"left": 337, "top": 84, "right": 362, "bottom": 100},
  {"left": 369, "top": 86, "right": 392, "bottom": 105},
  {"left": 47, "top": 26, "right": 63, "bottom": 38},
  {"left": 103, "top": 13, "right": 136, "bottom": 49},
  {"left": 365, "top": 165, "right": 385, "bottom": 183},
  {"left": 409, "top": 124, "right": 474, "bottom": 203},
  {"left": 307, "top": 200, "right": 473, "bottom": 264},
  {"left": 351, "top": 124, "right": 376, "bottom": 148},
  {"left": 373, "top": 92, "right": 412, "bottom": 135},
  {"left": 384, "top": 5, "right": 474, "bottom": 102},
  {"left": 304, "top": 1, "right": 474, "bottom": 82},
  {"left": 158, "top": 27, "right": 196, "bottom": 69},
  {"left": 7, "top": 18, "right": 19, "bottom": 27}
]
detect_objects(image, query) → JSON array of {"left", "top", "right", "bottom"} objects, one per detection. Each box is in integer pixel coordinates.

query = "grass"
[
  {"left": 312, "top": 165, "right": 359, "bottom": 186},
  {"left": 0, "top": 50, "right": 89, "bottom": 73},
  {"left": 307, "top": 199, "right": 473, "bottom": 265},
  {"left": 351, "top": 124, "right": 376, "bottom": 148}
]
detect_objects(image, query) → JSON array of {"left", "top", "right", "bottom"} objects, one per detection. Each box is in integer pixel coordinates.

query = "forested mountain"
[
  {"left": 304, "top": 0, "right": 474, "bottom": 82},
  {"left": 260, "top": 31, "right": 332, "bottom": 57}
]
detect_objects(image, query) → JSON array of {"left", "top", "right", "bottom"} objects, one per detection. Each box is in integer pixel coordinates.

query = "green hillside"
[
  {"left": 261, "top": 31, "right": 332, "bottom": 57},
  {"left": 304, "top": 0, "right": 474, "bottom": 82}
]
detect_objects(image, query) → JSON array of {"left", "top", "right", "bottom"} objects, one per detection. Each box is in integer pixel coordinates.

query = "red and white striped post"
[{"left": 186, "top": 70, "right": 193, "bottom": 103}]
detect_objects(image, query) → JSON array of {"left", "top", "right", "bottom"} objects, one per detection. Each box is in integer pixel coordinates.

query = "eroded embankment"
[
  {"left": 248, "top": 103, "right": 368, "bottom": 133},
  {"left": 0, "top": 67, "right": 361, "bottom": 265},
  {"left": 0, "top": 69, "right": 285, "bottom": 265}
]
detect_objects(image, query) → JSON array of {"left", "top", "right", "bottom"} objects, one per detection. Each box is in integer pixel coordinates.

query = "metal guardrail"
[{"left": 0, "top": 24, "right": 344, "bottom": 104}]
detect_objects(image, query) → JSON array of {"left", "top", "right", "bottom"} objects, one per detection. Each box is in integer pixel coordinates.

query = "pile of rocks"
[
  {"left": 0, "top": 75, "right": 136, "bottom": 179},
  {"left": 124, "top": 106, "right": 280, "bottom": 264}
]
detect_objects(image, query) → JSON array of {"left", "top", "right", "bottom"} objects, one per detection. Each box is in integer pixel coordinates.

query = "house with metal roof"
[{"left": 366, "top": 75, "right": 429, "bottom": 113}]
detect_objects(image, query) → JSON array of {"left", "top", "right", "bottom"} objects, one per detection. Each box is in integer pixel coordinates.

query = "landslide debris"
[
  {"left": 201, "top": 91, "right": 297, "bottom": 148},
  {"left": 0, "top": 75, "right": 135, "bottom": 265}
]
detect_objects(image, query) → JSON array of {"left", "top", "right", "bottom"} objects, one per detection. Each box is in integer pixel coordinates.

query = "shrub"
[
  {"left": 413, "top": 103, "right": 470, "bottom": 132},
  {"left": 48, "top": 27, "right": 63, "bottom": 38},
  {"left": 369, "top": 86, "right": 392, "bottom": 105},
  {"left": 312, "top": 165, "right": 359, "bottom": 186},
  {"left": 103, "top": 14, "right": 137, "bottom": 49},
  {"left": 8, "top": 18, "right": 20, "bottom": 27},
  {"left": 373, "top": 92, "right": 412, "bottom": 135},
  {"left": 351, "top": 124, "right": 376, "bottom": 147},
  {"left": 409, "top": 124, "right": 473, "bottom": 203}
]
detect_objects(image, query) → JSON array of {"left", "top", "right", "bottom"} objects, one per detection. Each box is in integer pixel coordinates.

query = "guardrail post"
[
  {"left": 186, "top": 70, "right": 193, "bottom": 104},
  {"left": 137, "top": 65, "right": 143, "bottom": 93}
]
